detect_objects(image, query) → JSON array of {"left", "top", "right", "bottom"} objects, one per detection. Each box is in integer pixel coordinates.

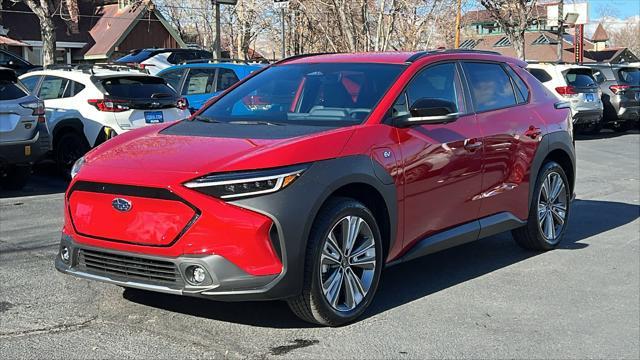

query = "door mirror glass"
[{"left": 397, "top": 98, "right": 459, "bottom": 126}]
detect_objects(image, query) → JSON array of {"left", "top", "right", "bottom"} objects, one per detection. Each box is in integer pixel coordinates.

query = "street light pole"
[{"left": 557, "top": 0, "right": 563, "bottom": 62}]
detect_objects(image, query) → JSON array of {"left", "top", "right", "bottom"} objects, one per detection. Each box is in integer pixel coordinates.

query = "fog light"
[
  {"left": 185, "top": 265, "right": 207, "bottom": 285},
  {"left": 60, "top": 246, "right": 70, "bottom": 262}
]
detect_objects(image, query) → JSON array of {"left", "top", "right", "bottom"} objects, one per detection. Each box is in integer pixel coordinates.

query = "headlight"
[
  {"left": 184, "top": 164, "right": 308, "bottom": 199},
  {"left": 70, "top": 156, "right": 85, "bottom": 179}
]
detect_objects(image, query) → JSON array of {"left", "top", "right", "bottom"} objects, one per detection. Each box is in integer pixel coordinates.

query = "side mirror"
[{"left": 396, "top": 98, "right": 459, "bottom": 127}]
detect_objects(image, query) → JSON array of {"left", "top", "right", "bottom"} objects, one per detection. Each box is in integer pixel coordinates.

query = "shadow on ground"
[
  {"left": 574, "top": 128, "right": 639, "bottom": 141},
  {"left": 123, "top": 199, "right": 639, "bottom": 328},
  {"left": 0, "top": 162, "right": 68, "bottom": 199}
]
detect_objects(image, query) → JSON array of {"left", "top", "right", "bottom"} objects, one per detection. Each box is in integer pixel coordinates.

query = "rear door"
[
  {"left": 0, "top": 74, "right": 36, "bottom": 143},
  {"left": 462, "top": 61, "right": 545, "bottom": 221},
  {"left": 181, "top": 67, "right": 218, "bottom": 111}
]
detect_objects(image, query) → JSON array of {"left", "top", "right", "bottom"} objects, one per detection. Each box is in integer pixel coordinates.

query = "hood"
[{"left": 82, "top": 120, "right": 355, "bottom": 181}]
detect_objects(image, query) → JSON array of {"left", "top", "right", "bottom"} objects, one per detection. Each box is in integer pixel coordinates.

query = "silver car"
[
  {"left": 589, "top": 63, "right": 640, "bottom": 132},
  {"left": 0, "top": 67, "right": 50, "bottom": 190}
]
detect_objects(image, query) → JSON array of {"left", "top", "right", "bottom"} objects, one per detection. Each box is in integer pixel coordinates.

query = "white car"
[
  {"left": 527, "top": 63, "right": 604, "bottom": 134},
  {"left": 19, "top": 65, "right": 191, "bottom": 176},
  {"left": 114, "top": 48, "right": 213, "bottom": 75}
]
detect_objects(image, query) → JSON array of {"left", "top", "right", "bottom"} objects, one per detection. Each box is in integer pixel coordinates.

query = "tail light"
[
  {"left": 88, "top": 99, "right": 130, "bottom": 112},
  {"left": 555, "top": 86, "right": 578, "bottom": 97},
  {"left": 20, "top": 100, "right": 46, "bottom": 123},
  {"left": 177, "top": 97, "right": 189, "bottom": 110},
  {"left": 609, "top": 85, "right": 630, "bottom": 95}
]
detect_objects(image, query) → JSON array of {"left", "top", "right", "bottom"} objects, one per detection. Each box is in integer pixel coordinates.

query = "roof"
[
  {"left": 584, "top": 48, "right": 639, "bottom": 63},
  {"left": 282, "top": 52, "right": 418, "bottom": 65},
  {"left": 83, "top": 1, "right": 186, "bottom": 59},
  {"left": 590, "top": 24, "right": 609, "bottom": 42},
  {"left": 460, "top": 31, "right": 595, "bottom": 62}
]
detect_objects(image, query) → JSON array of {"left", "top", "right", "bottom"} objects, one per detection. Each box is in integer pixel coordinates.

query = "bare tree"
[
  {"left": 608, "top": 22, "right": 640, "bottom": 58},
  {"left": 14, "top": 0, "right": 80, "bottom": 66},
  {"left": 479, "top": 0, "right": 539, "bottom": 59}
]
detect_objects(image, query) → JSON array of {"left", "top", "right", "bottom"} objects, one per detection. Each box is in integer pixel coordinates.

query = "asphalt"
[{"left": 1, "top": 131, "right": 638, "bottom": 359}]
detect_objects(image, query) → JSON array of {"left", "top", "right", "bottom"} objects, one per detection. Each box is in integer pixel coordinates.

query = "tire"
[
  {"left": 612, "top": 121, "right": 634, "bottom": 133},
  {"left": 512, "top": 161, "right": 571, "bottom": 251},
  {"left": 55, "top": 131, "right": 89, "bottom": 179},
  {"left": 1, "top": 165, "right": 31, "bottom": 190},
  {"left": 287, "top": 197, "right": 384, "bottom": 326}
]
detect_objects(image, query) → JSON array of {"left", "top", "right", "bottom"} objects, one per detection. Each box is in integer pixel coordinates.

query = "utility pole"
[
  {"left": 281, "top": 7, "right": 286, "bottom": 58},
  {"left": 214, "top": 0, "right": 221, "bottom": 58},
  {"left": 557, "top": 0, "right": 564, "bottom": 62},
  {"left": 454, "top": 0, "right": 462, "bottom": 48}
]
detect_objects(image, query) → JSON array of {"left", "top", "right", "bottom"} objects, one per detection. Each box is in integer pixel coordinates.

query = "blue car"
[{"left": 157, "top": 61, "right": 264, "bottom": 112}]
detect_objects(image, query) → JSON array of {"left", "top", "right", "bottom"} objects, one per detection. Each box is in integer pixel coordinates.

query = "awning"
[{"left": 0, "top": 36, "right": 30, "bottom": 47}]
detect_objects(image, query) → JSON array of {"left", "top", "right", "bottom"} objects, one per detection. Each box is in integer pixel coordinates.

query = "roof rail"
[
  {"left": 42, "top": 63, "right": 149, "bottom": 75},
  {"left": 274, "top": 52, "right": 338, "bottom": 65},
  {"left": 180, "top": 58, "right": 270, "bottom": 65},
  {"left": 406, "top": 49, "right": 502, "bottom": 63}
]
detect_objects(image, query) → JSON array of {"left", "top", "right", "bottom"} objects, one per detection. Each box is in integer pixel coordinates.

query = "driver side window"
[{"left": 389, "top": 62, "right": 464, "bottom": 120}]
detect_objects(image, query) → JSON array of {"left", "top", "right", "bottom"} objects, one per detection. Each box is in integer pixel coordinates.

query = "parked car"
[
  {"left": 527, "top": 63, "right": 604, "bottom": 134},
  {"left": 586, "top": 63, "right": 639, "bottom": 131},
  {"left": 19, "top": 64, "right": 190, "bottom": 177},
  {"left": 114, "top": 48, "right": 213, "bottom": 75},
  {"left": 157, "top": 60, "right": 264, "bottom": 112},
  {"left": 55, "top": 50, "right": 576, "bottom": 326},
  {"left": 0, "top": 49, "right": 39, "bottom": 76},
  {"left": 0, "top": 67, "right": 50, "bottom": 189}
]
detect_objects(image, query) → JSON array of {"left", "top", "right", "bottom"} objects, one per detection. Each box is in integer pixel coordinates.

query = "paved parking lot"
[{"left": 1, "top": 131, "right": 638, "bottom": 359}]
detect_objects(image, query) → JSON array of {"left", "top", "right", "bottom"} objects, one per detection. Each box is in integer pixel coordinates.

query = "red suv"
[{"left": 56, "top": 50, "right": 576, "bottom": 326}]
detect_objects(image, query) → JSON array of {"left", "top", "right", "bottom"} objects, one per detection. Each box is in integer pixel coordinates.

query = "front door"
[{"left": 394, "top": 62, "right": 484, "bottom": 250}]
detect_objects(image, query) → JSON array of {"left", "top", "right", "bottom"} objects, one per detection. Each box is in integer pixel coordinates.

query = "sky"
[{"left": 588, "top": 0, "right": 640, "bottom": 20}]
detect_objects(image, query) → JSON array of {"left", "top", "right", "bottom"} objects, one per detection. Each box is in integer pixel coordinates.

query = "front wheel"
[
  {"left": 512, "top": 161, "right": 571, "bottom": 250},
  {"left": 287, "top": 197, "right": 383, "bottom": 326}
]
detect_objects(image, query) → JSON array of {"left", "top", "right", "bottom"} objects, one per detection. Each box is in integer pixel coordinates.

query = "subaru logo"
[{"left": 112, "top": 198, "right": 132, "bottom": 212}]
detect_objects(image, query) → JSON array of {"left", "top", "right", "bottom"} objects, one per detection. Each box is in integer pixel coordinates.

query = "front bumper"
[
  {"left": 0, "top": 126, "right": 50, "bottom": 167},
  {"left": 55, "top": 235, "right": 278, "bottom": 300}
]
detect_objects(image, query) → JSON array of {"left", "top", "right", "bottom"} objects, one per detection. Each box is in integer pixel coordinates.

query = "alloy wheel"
[
  {"left": 320, "top": 216, "right": 377, "bottom": 312},
  {"left": 537, "top": 171, "right": 568, "bottom": 243}
]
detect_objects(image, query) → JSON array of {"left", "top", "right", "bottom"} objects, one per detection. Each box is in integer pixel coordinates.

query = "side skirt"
[{"left": 387, "top": 212, "right": 525, "bottom": 266}]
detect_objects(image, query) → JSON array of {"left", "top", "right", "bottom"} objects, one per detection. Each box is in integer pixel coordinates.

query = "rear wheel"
[
  {"left": 512, "top": 161, "right": 571, "bottom": 251},
  {"left": 287, "top": 197, "right": 383, "bottom": 326},
  {"left": 55, "top": 132, "right": 89, "bottom": 179},
  {"left": 0, "top": 165, "right": 31, "bottom": 190},
  {"left": 612, "top": 120, "right": 634, "bottom": 133}
]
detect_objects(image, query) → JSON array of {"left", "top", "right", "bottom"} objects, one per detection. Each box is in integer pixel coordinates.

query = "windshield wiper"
[
  {"left": 193, "top": 116, "right": 220, "bottom": 123},
  {"left": 229, "top": 120, "right": 284, "bottom": 126}
]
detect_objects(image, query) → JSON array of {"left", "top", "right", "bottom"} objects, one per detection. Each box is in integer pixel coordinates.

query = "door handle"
[
  {"left": 463, "top": 138, "right": 483, "bottom": 151},
  {"left": 525, "top": 126, "right": 542, "bottom": 139}
]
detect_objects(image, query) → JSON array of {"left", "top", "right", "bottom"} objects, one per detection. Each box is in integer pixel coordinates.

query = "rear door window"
[
  {"left": 182, "top": 68, "right": 217, "bottom": 95},
  {"left": 216, "top": 68, "right": 239, "bottom": 91},
  {"left": 0, "top": 80, "right": 28, "bottom": 100},
  {"left": 38, "top": 76, "right": 71, "bottom": 100},
  {"left": 564, "top": 69, "right": 596, "bottom": 87},
  {"left": 463, "top": 62, "right": 517, "bottom": 112},
  {"left": 618, "top": 68, "right": 640, "bottom": 85},
  {"left": 101, "top": 76, "right": 176, "bottom": 99}
]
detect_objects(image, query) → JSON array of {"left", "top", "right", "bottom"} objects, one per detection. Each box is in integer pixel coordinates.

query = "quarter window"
[
  {"left": 216, "top": 68, "right": 240, "bottom": 91},
  {"left": 463, "top": 62, "right": 517, "bottom": 112},
  {"left": 528, "top": 68, "right": 553, "bottom": 83},
  {"left": 504, "top": 65, "right": 529, "bottom": 104}
]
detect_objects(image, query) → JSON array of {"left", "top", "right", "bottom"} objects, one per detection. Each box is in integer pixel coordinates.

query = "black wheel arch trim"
[
  {"left": 53, "top": 118, "right": 85, "bottom": 144},
  {"left": 229, "top": 155, "right": 398, "bottom": 300}
]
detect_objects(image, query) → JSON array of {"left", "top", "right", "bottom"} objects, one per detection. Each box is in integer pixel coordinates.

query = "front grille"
[{"left": 78, "top": 249, "right": 179, "bottom": 283}]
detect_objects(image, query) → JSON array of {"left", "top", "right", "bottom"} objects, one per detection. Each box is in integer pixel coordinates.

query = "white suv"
[
  {"left": 114, "top": 48, "right": 213, "bottom": 75},
  {"left": 527, "top": 63, "right": 604, "bottom": 134},
  {"left": 19, "top": 65, "right": 190, "bottom": 176}
]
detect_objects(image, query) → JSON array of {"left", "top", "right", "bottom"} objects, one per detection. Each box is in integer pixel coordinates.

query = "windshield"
[
  {"left": 115, "top": 50, "right": 157, "bottom": 63},
  {"left": 618, "top": 68, "right": 640, "bottom": 85},
  {"left": 100, "top": 76, "right": 176, "bottom": 99},
  {"left": 198, "top": 63, "right": 404, "bottom": 126}
]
